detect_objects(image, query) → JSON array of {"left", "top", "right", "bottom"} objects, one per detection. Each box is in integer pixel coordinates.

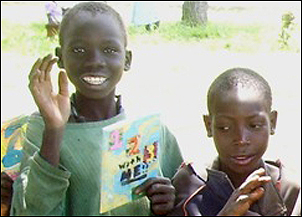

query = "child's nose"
[
  {"left": 233, "top": 126, "right": 250, "bottom": 145},
  {"left": 85, "top": 50, "right": 106, "bottom": 69}
]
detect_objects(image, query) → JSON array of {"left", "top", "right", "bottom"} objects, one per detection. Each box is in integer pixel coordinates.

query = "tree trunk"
[{"left": 182, "top": 1, "right": 208, "bottom": 27}]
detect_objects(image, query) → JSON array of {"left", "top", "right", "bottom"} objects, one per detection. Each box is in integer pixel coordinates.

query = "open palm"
[{"left": 28, "top": 54, "right": 70, "bottom": 129}]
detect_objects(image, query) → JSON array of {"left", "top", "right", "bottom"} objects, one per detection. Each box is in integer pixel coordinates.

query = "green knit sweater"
[{"left": 11, "top": 112, "right": 183, "bottom": 216}]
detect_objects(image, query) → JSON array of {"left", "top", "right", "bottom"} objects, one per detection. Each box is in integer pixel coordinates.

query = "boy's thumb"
[{"left": 58, "top": 70, "right": 69, "bottom": 96}]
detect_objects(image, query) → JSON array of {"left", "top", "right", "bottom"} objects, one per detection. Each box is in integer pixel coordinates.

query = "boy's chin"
[{"left": 229, "top": 159, "right": 262, "bottom": 175}]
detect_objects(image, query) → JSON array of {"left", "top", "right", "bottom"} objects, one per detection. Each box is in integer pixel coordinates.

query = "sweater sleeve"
[
  {"left": 159, "top": 125, "right": 183, "bottom": 179},
  {"left": 11, "top": 152, "right": 71, "bottom": 216},
  {"left": 10, "top": 114, "right": 71, "bottom": 215},
  {"left": 10, "top": 122, "right": 71, "bottom": 217}
]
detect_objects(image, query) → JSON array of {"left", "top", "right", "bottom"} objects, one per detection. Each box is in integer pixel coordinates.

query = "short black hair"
[
  {"left": 207, "top": 67, "right": 272, "bottom": 114},
  {"left": 59, "top": 2, "right": 127, "bottom": 47}
]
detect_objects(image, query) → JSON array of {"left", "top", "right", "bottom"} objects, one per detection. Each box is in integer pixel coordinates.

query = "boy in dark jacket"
[{"left": 171, "top": 68, "right": 300, "bottom": 216}]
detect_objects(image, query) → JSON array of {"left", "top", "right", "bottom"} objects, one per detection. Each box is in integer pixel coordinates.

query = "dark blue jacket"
[{"left": 170, "top": 158, "right": 300, "bottom": 216}]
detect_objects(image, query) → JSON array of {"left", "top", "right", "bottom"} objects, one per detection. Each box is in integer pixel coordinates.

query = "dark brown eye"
[
  {"left": 250, "top": 124, "right": 262, "bottom": 129},
  {"left": 217, "top": 126, "right": 230, "bottom": 131},
  {"left": 104, "top": 47, "right": 117, "bottom": 54},
  {"left": 73, "top": 47, "right": 85, "bottom": 54}
]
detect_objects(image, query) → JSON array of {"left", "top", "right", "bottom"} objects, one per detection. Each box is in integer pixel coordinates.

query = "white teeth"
[
  {"left": 236, "top": 156, "right": 247, "bottom": 160},
  {"left": 83, "top": 77, "right": 107, "bottom": 85}
]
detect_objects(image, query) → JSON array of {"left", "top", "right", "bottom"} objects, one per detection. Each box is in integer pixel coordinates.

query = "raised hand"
[
  {"left": 135, "top": 177, "right": 176, "bottom": 215},
  {"left": 218, "top": 168, "right": 271, "bottom": 216},
  {"left": 28, "top": 54, "right": 70, "bottom": 129}
]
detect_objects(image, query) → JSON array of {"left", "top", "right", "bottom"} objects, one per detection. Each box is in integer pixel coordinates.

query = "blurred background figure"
[
  {"left": 45, "top": 1, "right": 62, "bottom": 38},
  {"left": 131, "top": 2, "right": 160, "bottom": 31}
]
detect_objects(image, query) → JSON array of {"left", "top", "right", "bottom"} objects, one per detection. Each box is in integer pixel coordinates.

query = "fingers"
[
  {"left": 58, "top": 70, "right": 69, "bottom": 96},
  {"left": 246, "top": 167, "right": 266, "bottom": 182},
  {"left": 233, "top": 168, "right": 270, "bottom": 210},
  {"left": 150, "top": 192, "right": 175, "bottom": 204},
  {"left": 219, "top": 169, "right": 271, "bottom": 216},
  {"left": 29, "top": 54, "right": 58, "bottom": 84},
  {"left": 29, "top": 58, "right": 42, "bottom": 81},
  {"left": 236, "top": 187, "right": 264, "bottom": 203},
  {"left": 152, "top": 202, "right": 175, "bottom": 216},
  {"left": 239, "top": 168, "right": 271, "bottom": 195},
  {"left": 135, "top": 177, "right": 171, "bottom": 195},
  {"left": 45, "top": 56, "right": 59, "bottom": 81},
  {"left": 248, "top": 187, "right": 265, "bottom": 203},
  {"left": 221, "top": 186, "right": 266, "bottom": 215},
  {"left": 135, "top": 177, "right": 175, "bottom": 215},
  {"left": 239, "top": 175, "right": 271, "bottom": 195},
  {"left": 40, "top": 54, "right": 56, "bottom": 81},
  {"left": 235, "top": 194, "right": 250, "bottom": 203}
]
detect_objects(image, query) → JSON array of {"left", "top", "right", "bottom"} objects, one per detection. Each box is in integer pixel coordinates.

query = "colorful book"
[
  {"left": 1, "top": 115, "right": 29, "bottom": 181},
  {"left": 100, "top": 114, "right": 161, "bottom": 213}
]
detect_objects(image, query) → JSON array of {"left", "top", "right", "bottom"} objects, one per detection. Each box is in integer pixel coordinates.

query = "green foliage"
[
  {"left": 1, "top": 20, "right": 58, "bottom": 56},
  {"left": 278, "top": 11, "right": 296, "bottom": 50},
  {"left": 1, "top": 18, "right": 299, "bottom": 55},
  {"left": 160, "top": 22, "right": 224, "bottom": 40},
  {"left": 128, "top": 22, "right": 227, "bottom": 41},
  {"left": 128, "top": 21, "right": 285, "bottom": 53}
]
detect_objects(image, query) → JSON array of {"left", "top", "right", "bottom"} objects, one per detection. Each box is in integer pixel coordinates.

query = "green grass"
[
  {"left": 1, "top": 19, "right": 300, "bottom": 55},
  {"left": 128, "top": 21, "right": 290, "bottom": 52},
  {"left": 128, "top": 21, "right": 228, "bottom": 41}
]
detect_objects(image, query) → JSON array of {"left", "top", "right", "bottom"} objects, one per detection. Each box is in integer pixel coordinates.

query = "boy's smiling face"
[
  {"left": 204, "top": 87, "right": 277, "bottom": 176},
  {"left": 57, "top": 11, "right": 131, "bottom": 99}
]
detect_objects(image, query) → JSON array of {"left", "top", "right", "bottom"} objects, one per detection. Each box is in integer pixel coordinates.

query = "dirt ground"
[{"left": 1, "top": 2, "right": 301, "bottom": 182}]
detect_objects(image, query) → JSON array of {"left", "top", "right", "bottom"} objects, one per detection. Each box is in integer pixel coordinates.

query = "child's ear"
[
  {"left": 55, "top": 47, "right": 64, "bottom": 68},
  {"left": 270, "top": 110, "right": 278, "bottom": 135},
  {"left": 203, "top": 115, "right": 213, "bottom": 137},
  {"left": 124, "top": 50, "right": 132, "bottom": 72}
]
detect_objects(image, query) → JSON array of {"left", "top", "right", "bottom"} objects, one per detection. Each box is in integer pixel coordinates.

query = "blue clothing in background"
[{"left": 45, "top": 1, "right": 62, "bottom": 25}]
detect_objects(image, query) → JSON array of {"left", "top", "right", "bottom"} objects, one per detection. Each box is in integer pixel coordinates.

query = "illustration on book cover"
[{"left": 100, "top": 114, "right": 161, "bottom": 213}]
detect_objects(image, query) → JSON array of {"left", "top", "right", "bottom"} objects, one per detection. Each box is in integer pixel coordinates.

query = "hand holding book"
[{"left": 135, "top": 177, "right": 176, "bottom": 215}]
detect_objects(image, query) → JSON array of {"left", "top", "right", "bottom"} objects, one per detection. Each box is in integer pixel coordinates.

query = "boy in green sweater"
[{"left": 5, "top": 2, "right": 182, "bottom": 215}]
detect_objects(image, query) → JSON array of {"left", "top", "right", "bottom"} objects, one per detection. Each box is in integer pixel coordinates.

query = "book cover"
[
  {"left": 1, "top": 115, "right": 28, "bottom": 181},
  {"left": 100, "top": 114, "right": 161, "bottom": 213}
]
